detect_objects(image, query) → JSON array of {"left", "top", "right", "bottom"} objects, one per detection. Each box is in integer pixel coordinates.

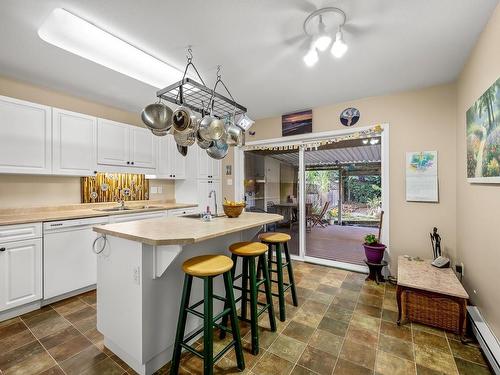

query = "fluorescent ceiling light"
[{"left": 38, "top": 8, "right": 183, "bottom": 88}]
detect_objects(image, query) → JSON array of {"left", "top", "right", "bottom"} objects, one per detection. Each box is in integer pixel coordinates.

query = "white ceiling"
[
  {"left": 0, "top": 0, "right": 497, "bottom": 120},
  {"left": 270, "top": 144, "right": 381, "bottom": 166}
]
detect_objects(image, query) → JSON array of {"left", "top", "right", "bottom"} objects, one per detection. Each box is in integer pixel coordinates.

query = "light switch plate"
[
  {"left": 150, "top": 186, "right": 158, "bottom": 194},
  {"left": 158, "top": 186, "right": 163, "bottom": 194},
  {"left": 227, "top": 179, "right": 233, "bottom": 186}
]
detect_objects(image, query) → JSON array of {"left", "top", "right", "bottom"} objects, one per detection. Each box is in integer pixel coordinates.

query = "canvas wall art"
[
  {"left": 282, "top": 110, "right": 312, "bottom": 136},
  {"left": 466, "top": 77, "right": 500, "bottom": 183}
]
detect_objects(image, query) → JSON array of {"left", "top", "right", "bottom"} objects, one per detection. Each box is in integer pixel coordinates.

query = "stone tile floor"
[{"left": 0, "top": 261, "right": 493, "bottom": 375}]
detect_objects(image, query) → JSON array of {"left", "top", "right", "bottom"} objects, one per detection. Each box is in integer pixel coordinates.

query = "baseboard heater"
[{"left": 468, "top": 306, "right": 500, "bottom": 374}]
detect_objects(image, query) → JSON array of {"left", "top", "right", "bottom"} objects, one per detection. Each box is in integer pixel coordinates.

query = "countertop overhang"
[{"left": 93, "top": 212, "right": 283, "bottom": 246}]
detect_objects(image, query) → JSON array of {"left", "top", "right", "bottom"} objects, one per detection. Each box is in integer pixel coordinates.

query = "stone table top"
[
  {"left": 397, "top": 256, "right": 469, "bottom": 299},
  {"left": 93, "top": 212, "right": 283, "bottom": 246}
]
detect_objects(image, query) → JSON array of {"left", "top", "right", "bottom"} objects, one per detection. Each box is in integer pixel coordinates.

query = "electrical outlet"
[
  {"left": 157, "top": 186, "right": 163, "bottom": 194},
  {"left": 150, "top": 186, "right": 158, "bottom": 194}
]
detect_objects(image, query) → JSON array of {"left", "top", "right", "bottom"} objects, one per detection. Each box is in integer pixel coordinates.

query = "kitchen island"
[{"left": 93, "top": 212, "right": 282, "bottom": 375}]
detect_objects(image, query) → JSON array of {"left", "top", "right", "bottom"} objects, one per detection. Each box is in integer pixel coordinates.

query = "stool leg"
[
  {"left": 203, "top": 277, "right": 214, "bottom": 375},
  {"left": 220, "top": 254, "right": 237, "bottom": 340},
  {"left": 267, "top": 243, "right": 273, "bottom": 276},
  {"left": 261, "top": 253, "right": 276, "bottom": 332},
  {"left": 284, "top": 242, "right": 298, "bottom": 307},
  {"left": 170, "top": 274, "right": 193, "bottom": 375},
  {"left": 248, "top": 256, "right": 259, "bottom": 355},
  {"left": 276, "top": 243, "right": 286, "bottom": 322},
  {"left": 241, "top": 257, "right": 249, "bottom": 320},
  {"left": 223, "top": 271, "right": 245, "bottom": 371}
]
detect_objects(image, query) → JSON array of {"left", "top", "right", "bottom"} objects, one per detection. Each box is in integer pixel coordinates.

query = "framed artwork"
[
  {"left": 406, "top": 151, "right": 438, "bottom": 202},
  {"left": 282, "top": 110, "right": 312, "bottom": 136},
  {"left": 340, "top": 107, "right": 360, "bottom": 126},
  {"left": 466, "top": 77, "right": 500, "bottom": 183}
]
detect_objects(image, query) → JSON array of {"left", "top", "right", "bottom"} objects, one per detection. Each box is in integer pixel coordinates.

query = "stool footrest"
[
  {"left": 183, "top": 326, "right": 204, "bottom": 345},
  {"left": 238, "top": 303, "right": 271, "bottom": 322},
  {"left": 214, "top": 340, "right": 237, "bottom": 363},
  {"left": 180, "top": 342, "right": 203, "bottom": 359},
  {"left": 186, "top": 307, "right": 204, "bottom": 319},
  {"left": 269, "top": 260, "right": 289, "bottom": 268}
]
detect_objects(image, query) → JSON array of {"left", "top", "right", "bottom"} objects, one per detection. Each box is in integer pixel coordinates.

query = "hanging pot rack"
[{"left": 156, "top": 49, "right": 247, "bottom": 120}]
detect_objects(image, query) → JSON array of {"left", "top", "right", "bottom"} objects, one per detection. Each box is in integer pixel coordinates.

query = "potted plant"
[
  {"left": 363, "top": 234, "right": 386, "bottom": 263},
  {"left": 327, "top": 208, "right": 338, "bottom": 225}
]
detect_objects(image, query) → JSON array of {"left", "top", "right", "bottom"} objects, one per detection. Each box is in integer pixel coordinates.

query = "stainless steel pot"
[
  {"left": 196, "top": 130, "right": 213, "bottom": 149},
  {"left": 177, "top": 144, "right": 188, "bottom": 156},
  {"left": 198, "top": 115, "right": 225, "bottom": 141},
  {"left": 172, "top": 105, "right": 193, "bottom": 133},
  {"left": 173, "top": 129, "right": 196, "bottom": 147},
  {"left": 225, "top": 123, "right": 244, "bottom": 146},
  {"left": 206, "top": 139, "right": 229, "bottom": 160},
  {"left": 151, "top": 128, "right": 169, "bottom": 137},
  {"left": 141, "top": 103, "right": 172, "bottom": 132}
]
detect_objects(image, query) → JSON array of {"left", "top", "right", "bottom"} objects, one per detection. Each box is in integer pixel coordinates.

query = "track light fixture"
[{"left": 302, "top": 7, "right": 348, "bottom": 67}]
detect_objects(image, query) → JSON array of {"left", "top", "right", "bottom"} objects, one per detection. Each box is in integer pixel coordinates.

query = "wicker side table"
[{"left": 396, "top": 256, "right": 469, "bottom": 339}]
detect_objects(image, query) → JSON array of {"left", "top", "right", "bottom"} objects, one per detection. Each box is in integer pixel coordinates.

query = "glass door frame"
[{"left": 234, "top": 124, "right": 390, "bottom": 273}]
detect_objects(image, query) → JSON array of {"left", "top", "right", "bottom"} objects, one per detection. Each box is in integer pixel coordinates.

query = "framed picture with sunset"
[{"left": 282, "top": 110, "right": 312, "bottom": 136}]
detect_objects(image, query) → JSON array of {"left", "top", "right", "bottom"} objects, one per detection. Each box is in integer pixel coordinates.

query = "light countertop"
[
  {"left": 0, "top": 201, "right": 198, "bottom": 226},
  {"left": 93, "top": 212, "right": 283, "bottom": 246},
  {"left": 397, "top": 256, "right": 469, "bottom": 299}
]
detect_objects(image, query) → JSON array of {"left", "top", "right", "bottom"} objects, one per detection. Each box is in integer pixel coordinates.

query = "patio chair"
[{"left": 310, "top": 201, "right": 330, "bottom": 228}]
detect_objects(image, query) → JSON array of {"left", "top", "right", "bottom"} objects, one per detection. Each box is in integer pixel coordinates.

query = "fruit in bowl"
[{"left": 223, "top": 199, "right": 246, "bottom": 218}]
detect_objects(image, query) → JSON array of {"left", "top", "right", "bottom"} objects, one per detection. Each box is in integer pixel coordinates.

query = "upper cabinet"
[
  {"left": 156, "top": 136, "right": 186, "bottom": 179},
  {"left": 0, "top": 95, "right": 51, "bottom": 174},
  {"left": 52, "top": 108, "right": 97, "bottom": 176},
  {"left": 97, "top": 119, "right": 157, "bottom": 170},
  {"left": 197, "top": 147, "right": 221, "bottom": 180}
]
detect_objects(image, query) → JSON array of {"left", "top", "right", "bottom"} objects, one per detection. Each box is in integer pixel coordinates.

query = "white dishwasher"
[{"left": 43, "top": 216, "right": 109, "bottom": 300}]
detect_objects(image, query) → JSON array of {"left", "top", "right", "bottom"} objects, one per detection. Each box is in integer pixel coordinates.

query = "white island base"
[{"left": 96, "top": 227, "right": 261, "bottom": 375}]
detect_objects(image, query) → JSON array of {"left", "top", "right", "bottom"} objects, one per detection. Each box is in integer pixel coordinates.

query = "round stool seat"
[
  {"left": 229, "top": 242, "right": 268, "bottom": 256},
  {"left": 258, "top": 232, "right": 291, "bottom": 243},
  {"left": 182, "top": 255, "right": 233, "bottom": 277}
]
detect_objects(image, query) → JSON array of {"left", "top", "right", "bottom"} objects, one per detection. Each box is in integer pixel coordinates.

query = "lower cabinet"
[{"left": 0, "top": 238, "right": 42, "bottom": 311}]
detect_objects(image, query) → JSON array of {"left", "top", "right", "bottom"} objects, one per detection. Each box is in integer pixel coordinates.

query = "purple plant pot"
[{"left": 364, "top": 243, "right": 386, "bottom": 264}]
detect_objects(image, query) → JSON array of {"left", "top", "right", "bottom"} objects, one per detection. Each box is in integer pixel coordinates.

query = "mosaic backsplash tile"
[{"left": 81, "top": 173, "right": 149, "bottom": 203}]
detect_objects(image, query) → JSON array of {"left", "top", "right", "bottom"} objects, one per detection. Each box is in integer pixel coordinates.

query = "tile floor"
[{"left": 0, "top": 261, "right": 493, "bottom": 375}]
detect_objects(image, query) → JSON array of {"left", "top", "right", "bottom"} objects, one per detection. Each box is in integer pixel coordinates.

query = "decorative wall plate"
[{"left": 340, "top": 108, "right": 360, "bottom": 127}]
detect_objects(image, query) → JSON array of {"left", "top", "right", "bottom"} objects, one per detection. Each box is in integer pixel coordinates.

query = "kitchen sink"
[{"left": 182, "top": 213, "right": 226, "bottom": 219}]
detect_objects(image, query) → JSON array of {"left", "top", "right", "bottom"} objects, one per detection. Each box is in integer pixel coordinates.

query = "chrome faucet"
[{"left": 208, "top": 189, "right": 218, "bottom": 217}]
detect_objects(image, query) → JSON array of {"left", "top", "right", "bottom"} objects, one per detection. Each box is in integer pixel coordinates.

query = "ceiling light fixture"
[
  {"left": 302, "top": 7, "right": 348, "bottom": 67},
  {"left": 38, "top": 8, "right": 183, "bottom": 88}
]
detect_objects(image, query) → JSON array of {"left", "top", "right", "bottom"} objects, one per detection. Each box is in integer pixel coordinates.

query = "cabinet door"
[
  {"left": 131, "top": 127, "right": 156, "bottom": 169},
  {"left": 52, "top": 108, "right": 97, "bottom": 176},
  {"left": 97, "top": 119, "right": 130, "bottom": 166},
  {"left": 211, "top": 158, "right": 221, "bottom": 180},
  {"left": 0, "top": 95, "right": 51, "bottom": 174},
  {"left": 197, "top": 180, "right": 209, "bottom": 212},
  {"left": 197, "top": 147, "right": 211, "bottom": 179},
  {"left": 157, "top": 136, "right": 172, "bottom": 177},
  {"left": 0, "top": 239, "right": 42, "bottom": 311},
  {"left": 171, "top": 139, "right": 186, "bottom": 179}
]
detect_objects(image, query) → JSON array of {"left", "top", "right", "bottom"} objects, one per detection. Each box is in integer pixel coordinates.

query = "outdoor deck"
[{"left": 283, "top": 224, "right": 377, "bottom": 266}]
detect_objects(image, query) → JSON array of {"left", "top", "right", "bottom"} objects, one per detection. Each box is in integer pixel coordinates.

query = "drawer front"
[
  {"left": 0, "top": 223, "right": 42, "bottom": 243},
  {"left": 168, "top": 207, "right": 197, "bottom": 217},
  {"left": 110, "top": 211, "right": 167, "bottom": 223}
]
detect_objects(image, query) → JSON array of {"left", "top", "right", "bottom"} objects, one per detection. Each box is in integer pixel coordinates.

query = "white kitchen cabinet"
[
  {"left": 109, "top": 210, "right": 168, "bottom": 223},
  {"left": 197, "top": 147, "right": 221, "bottom": 180},
  {"left": 168, "top": 207, "right": 198, "bottom": 217},
  {"left": 0, "top": 95, "right": 52, "bottom": 174},
  {"left": 52, "top": 108, "right": 97, "bottom": 176},
  {"left": 156, "top": 136, "right": 186, "bottom": 179},
  {"left": 130, "top": 126, "right": 157, "bottom": 169},
  {"left": 97, "top": 119, "right": 130, "bottom": 167},
  {"left": 98, "top": 119, "right": 156, "bottom": 170},
  {"left": 0, "top": 238, "right": 42, "bottom": 311}
]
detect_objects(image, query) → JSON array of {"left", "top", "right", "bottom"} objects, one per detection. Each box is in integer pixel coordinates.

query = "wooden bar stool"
[
  {"left": 220, "top": 242, "right": 276, "bottom": 355},
  {"left": 258, "top": 232, "right": 298, "bottom": 322},
  {"left": 170, "top": 255, "right": 244, "bottom": 375}
]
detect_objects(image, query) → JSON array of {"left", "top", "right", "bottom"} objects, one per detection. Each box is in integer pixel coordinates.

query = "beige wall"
[
  {"left": 456, "top": 4, "right": 500, "bottom": 339},
  {"left": 0, "top": 75, "right": 175, "bottom": 208},
  {"left": 249, "top": 84, "right": 458, "bottom": 272}
]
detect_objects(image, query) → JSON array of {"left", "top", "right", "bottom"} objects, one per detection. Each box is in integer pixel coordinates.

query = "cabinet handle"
[
  {"left": 0, "top": 247, "right": 5, "bottom": 252},
  {"left": 131, "top": 161, "right": 134, "bottom": 165},
  {"left": 127, "top": 161, "right": 130, "bottom": 165}
]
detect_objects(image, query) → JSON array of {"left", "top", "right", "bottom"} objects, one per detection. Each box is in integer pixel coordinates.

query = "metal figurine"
[{"left": 430, "top": 227, "right": 442, "bottom": 259}]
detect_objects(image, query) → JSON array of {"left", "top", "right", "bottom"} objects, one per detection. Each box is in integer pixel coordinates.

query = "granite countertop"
[
  {"left": 0, "top": 201, "right": 198, "bottom": 226},
  {"left": 397, "top": 256, "right": 469, "bottom": 299},
  {"left": 93, "top": 212, "right": 283, "bottom": 246}
]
